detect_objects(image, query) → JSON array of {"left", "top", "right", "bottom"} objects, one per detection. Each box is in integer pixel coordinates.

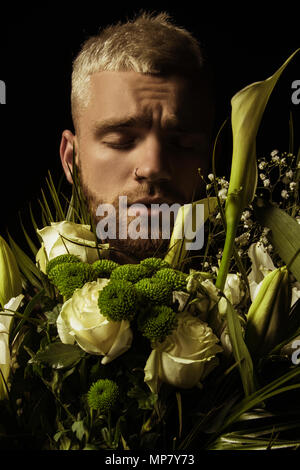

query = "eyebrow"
[{"left": 91, "top": 114, "right": 194, "bottom": 138}]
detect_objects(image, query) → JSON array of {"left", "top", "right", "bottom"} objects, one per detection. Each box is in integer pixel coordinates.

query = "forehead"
[{"left": 79, "top": 71, "right": 213, "bottom": 132}]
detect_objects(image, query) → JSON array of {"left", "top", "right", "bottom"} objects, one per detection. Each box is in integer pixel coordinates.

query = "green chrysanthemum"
[
  {"left": 48, "top": 262, "right": 93, "bottom": 298},
  {"left": 110, "top": 263, "right": 151, "bottom": 283},
  {"left": 98, "top": 279, "right": 139, "bottom": 321},
  {"left": 134, "top": 277, "right": 173, "bottom": 305},
  {"left": 87, "top": 379, "right": 119, "bottom": 413},
  {"left": 46, "top": 254, "right": 81, "bottom": 275},
  {"left": 138, "top": 305, "right": 178, "bottom": 343},
  {"left": 140, "top": 257, "right": 170, "bottom": 275},
  {"left": 153, "top": 268, "right": 188, "bottom": 291},
  {"left": 92, "top": 259, "right": 119, "bottom": 279}
]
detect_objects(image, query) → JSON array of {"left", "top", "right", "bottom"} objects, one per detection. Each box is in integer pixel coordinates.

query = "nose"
[{"left": 134, "top": 132, "right": 172, "bottom": 183}]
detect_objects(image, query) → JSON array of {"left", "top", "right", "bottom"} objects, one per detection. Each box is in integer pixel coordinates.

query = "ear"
[{"left": 60, "top": 130, "right": 78, "bottom": 184}]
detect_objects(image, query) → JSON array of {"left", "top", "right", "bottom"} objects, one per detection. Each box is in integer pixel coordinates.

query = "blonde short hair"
[{"left": 71, "top": 11, "right": 208, "bottom": 131}]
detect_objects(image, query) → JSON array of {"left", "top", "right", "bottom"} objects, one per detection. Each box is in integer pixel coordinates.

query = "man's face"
[{"left": 62, "top": 71, "right": 214, "bottom": 261}]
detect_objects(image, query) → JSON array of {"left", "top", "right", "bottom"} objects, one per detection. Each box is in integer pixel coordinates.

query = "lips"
[{"left": 127, "top": 198, "right": 179, "bottom": 218}]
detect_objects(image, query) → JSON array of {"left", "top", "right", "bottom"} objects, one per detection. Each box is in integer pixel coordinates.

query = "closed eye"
[
  {"left": 102, "top": 140, "right": 135, "bottom": 150},
  {"left": 101, "top": 132, "right": 137, "bottom": 150}
]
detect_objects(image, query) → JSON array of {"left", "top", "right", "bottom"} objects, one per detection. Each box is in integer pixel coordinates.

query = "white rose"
[
  {"left": 36, "top": 221, "right": 109, "bottom": 273},
  {"left": 144, "top": 311, "right": 222, "bottom": 393},
  {"left": 185, "top": 271, "right": 220, "bottom": 319},
  {"left": 57, "top": 279, "right": 133, "bottom": 364},
  {"left": 0, "top": 295, "right": 24, "bottom": 398}
]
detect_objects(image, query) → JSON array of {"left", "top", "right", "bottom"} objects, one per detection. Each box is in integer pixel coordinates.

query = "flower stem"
[{"left": 215, "top": 222, "right": 238, "bottom": 291}]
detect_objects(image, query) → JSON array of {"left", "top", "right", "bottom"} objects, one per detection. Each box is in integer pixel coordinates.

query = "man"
[{"left": 60, "top": 11, "right": 215, "bottom": 263}]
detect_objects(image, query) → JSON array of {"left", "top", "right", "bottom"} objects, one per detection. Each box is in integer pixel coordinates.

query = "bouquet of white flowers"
[{"left": 0, "top": 49, "right": 299, "bottom": 451}]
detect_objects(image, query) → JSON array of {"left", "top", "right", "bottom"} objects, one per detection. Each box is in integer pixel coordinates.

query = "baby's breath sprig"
[
  {"left": 201, "top": 148, "right": 299, "bottom": 278},
  {"left": 256, "top": 150, "right": 299, "bottom": 215}
]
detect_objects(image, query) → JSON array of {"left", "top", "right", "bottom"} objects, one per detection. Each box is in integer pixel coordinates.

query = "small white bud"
[
  {"left": 258, "top": 161, "right": 267, "bottom": 170},
  {"left": 281, "top": 189, "right": 289, "bottom": 199},
  {"left": 218, "top": 188, "right": 227, "bottom": 200}
]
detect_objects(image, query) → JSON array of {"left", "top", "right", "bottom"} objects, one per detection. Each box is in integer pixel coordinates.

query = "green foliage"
[
  {"left": 223, "top": 298, "right": 255, "bottom": 397},
  {"left": 30, "top": 342, "right": 86, "bottom": 369},
  {"left": 127, "top": 385, "right": 158, "bottom": 410},
  {"left": 7, "top": 231, "right": 43, "bottom": 290}
]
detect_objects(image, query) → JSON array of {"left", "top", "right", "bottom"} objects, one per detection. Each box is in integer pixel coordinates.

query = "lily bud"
[
  {"left": 165, "top": 198, "right": 217, "bottom": 269},
  {"left": 0, "top": 236, "right": 22, "bottom": 308},
  {"left": 245, "top": 266, "right": 291, "bottom": 358}
]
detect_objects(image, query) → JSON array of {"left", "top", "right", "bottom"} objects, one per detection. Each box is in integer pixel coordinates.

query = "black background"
[{"left": 0, "top": 2, "right": 299, "bottom": 248}]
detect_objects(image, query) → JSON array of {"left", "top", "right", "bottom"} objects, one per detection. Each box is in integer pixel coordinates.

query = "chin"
[{"left": 106, "top": 237, "right": 170, "bottom": 264}]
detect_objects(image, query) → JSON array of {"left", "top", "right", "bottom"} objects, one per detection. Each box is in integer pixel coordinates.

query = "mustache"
[{"left": 117, "top": 185, "right": 187, "bottom": 207}]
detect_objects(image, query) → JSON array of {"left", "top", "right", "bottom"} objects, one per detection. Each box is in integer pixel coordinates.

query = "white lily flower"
[
  {"left": 248, "top": 242, "right": 300, "bottom": 306},
  {"left": 0, "top": 294, "right": 24, "bottom": 399},
  {"left": 247, "top": 242, "right": 276, "bottom": 301}
]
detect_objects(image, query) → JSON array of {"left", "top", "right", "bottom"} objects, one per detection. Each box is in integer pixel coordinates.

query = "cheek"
[{"left": 79, "top": 144, "right": 131, "bottom": 194}]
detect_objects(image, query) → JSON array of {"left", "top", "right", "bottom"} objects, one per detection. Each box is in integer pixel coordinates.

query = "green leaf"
[
  {"left": 176, "top": 391, "right": 183, "bottom": 438},
  {"left": 39, "top": 187, "right": 54, "bottom": 224},
  {"left": 31, "top": 342, "right": 85, "bottom": 369},
  {"left": 45, "top": 170, "right": 66, "bottom": 221},
  {"left": 127, "top": 385, "right": 158, "bottom": 410},
  {"left": 7, "top": 232, "right": 43, "bottom": 289},
  {"left": 18, "top": 213, "right": 39, "bottom": 257},
  {"left": 29, "top": 203, "right": 40, "bottom": 239},
  {"left": 11, "top": 288, "right": 45, "bottom": 340},
  {"left": 225, "top": 298, "right": 255, "bottom": 397},
  {"left": 220, "top": 366, "right": 300, "bottom": 433},
  {"left": 253, "top": 200, "right": 300, "bottom": 283},
  {"left": 72, "top": 420, "right": 89, "bottom": 441},
  {"left": 210, "top": 434, "right": 300, "bottom": 450}
]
